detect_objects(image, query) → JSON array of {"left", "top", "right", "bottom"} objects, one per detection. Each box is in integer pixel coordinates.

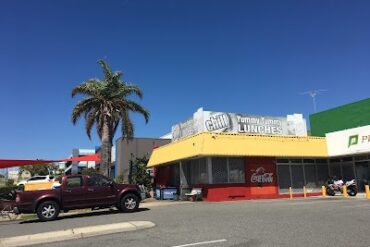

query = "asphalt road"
[{"left": 1, "top": 198, "right": 369, "bottom": 247}]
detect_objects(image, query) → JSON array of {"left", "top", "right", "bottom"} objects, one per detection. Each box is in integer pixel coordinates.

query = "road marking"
[{"left": 172, "top": 239, "right": 227, "bottom": 247}]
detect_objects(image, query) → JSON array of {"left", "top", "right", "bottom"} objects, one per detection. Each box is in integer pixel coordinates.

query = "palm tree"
[{"left": 71, "top": 60, "right": 149, "bottom": 177}]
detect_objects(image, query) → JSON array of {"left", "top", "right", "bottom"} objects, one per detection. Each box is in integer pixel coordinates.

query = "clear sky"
[{"left": 1, "top": 0, "right": 369, "bottom": 159}]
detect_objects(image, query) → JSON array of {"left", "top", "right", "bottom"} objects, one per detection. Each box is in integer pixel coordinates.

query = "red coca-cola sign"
[{"left": 250, "top": 167, "right": 273, "bottom": 183}]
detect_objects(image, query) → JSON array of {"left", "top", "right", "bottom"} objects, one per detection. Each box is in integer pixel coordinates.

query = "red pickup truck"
[{"left": 14, "top": 174, "right": 143, "bottom": 221}]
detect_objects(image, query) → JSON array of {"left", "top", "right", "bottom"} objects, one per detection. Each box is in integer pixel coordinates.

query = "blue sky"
[{"left": 1, "top": 0, "right": 369, "bottom": 159}]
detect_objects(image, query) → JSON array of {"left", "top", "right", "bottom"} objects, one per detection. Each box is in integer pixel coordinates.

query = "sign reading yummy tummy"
[{"left": 237, "top": 115, "right": 283, "bottom": 135}]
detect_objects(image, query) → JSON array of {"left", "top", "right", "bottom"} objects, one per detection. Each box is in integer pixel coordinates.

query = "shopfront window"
[
  {"left": 212, "top": 157, "right": 228, "bottom": 184},
  {"left": 342, "top": 163, "right": 355, "bottom": 181},
  {"left": 188, "top": 158, "right": 208, "bottom": 185},
  {"left": 277, "top": 165, "right": 291, "bottom": 193},
  {"left": 291, "top": 164, "right": 304, "bottom": 191},
  {"left": 228, "top": 158, "right": 245, "bottom": 183},
  {"left": 329, "top": 163, "right": 341, "bottom": 178},
  {"left": 316, "top": 163, "right": 329, "bottom": 186},
  {"left": 304, "top": 164, "right": 318, "bottom": 191}
]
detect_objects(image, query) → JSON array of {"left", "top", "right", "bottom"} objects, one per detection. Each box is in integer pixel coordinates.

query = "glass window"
[
  {"left": 316, "top": 164, "right": 329, "bottom": 186},
  {"left": 212, "top": 157, "right": 228, "bottom": 184},
  {"left": 88, "top": 176, "right": 95, "bottom": 186},
  {"left": 290, "top": 159, "right": 302, "bottom": 163},
  {"left": 329, "top": 163, "right": 341, "bottom": 178},
  {"left": 342, "top": 157, "right": 353, "bottom": 162},
  {"left": 87, "top": 175, "right": 110, "bottom": 186},
  {"left": 188, "top": 159, "right": 208, "bottom": 185},
  {"left": 276, "top": 159, "right": 289, "bottom": 163},
  {"left": 228, "top": 158, "right": 245, "bottom": 183},
  {"left": 277, "top": 165, "right": 291, "bottom": 193},
  {"left": 291, "top": 165, "right": 304, "bottom": 190},
  {"left": 198, "top": 159, "right": 208, "bottom": 184},
  {"left": 342, "top": 163, "right": 355, "bottom": 181},
  {"left": 28, "top": 176, "right": 46, "bottom": 181},
  {"left": 303, "top": 159, "right": 315, "bottom": 163},
  {"left": 67, "top": 177, "right": 83, "bottom": 188},
  {"left": 304, "top": 164, "right": 319, "bottom": 191}
]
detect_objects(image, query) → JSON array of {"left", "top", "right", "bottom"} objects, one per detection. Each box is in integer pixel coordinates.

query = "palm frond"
[
  {"left": 98, "top": 60, "right": 113, "bottom": 79},
  {"left": 71, "top": 98, "right": 100, "bottom": 125},
  {"left": 71, "top": 79, "right": 102, "bottom": 97},
  {"left": 123, "top": 84, "right": 143, "bottom": 98},
  {"left": 85, "top": 109, "right": 99, "bottom": 139},
  {"left": 124, "top": 100, "right": 150, "bottom": 123}
]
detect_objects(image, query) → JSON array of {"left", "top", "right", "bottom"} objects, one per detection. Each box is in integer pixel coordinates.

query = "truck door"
[
  {"left": 63, "top": 176, "right": 88, "bottom": 208},
  {"left": 86, "top": 174, "right": 117, "bottom": 206}
]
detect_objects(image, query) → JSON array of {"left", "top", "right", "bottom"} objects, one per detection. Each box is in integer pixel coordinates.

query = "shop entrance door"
[{"left": 355, "top": 161, "right": 369, "bottom": 192}]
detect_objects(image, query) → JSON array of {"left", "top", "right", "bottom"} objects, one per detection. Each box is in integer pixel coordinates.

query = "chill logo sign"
[
  {"left": 250, "top": 167, "right": 273, "bottom": 184},
  {"left": 204, "top": 113, "right": 231, "bottom": 132}
]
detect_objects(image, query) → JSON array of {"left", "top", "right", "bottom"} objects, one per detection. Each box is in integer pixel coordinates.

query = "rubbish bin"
[{"left": 162, "top": 187, "right": 178, "bottom": 200}]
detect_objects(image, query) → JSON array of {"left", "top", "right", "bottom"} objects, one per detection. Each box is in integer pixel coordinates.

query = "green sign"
[{"left": 348, "top": 135, "right": 359, "bottom": 147}]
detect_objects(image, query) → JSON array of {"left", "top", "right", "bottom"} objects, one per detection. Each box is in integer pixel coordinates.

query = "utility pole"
[{"left": 300, "top": 89, "right": 327, "bottom": 113}]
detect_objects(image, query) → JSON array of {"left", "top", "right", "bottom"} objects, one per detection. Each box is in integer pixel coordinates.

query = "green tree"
[
  {"left": 81, "top": 167, "right": 98, "bottom": 175},
  {"left": 129, "top": 156, "right": 152, "bottom": 191},
  {"left": 71, "top": 60, "right": 149, "bottom": 177},
  {"left": 19, "top": 163, "right": 57, "bottom": 177}
]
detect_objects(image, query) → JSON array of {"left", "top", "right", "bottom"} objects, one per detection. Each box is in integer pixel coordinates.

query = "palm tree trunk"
[{"left": 101, "top": 119, "right": 112, "bottom": 178}]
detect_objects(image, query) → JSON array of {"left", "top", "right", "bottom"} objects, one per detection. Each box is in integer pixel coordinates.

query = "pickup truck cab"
[{"left": 15, "top": 174, "right": 142, "bottom": 221}]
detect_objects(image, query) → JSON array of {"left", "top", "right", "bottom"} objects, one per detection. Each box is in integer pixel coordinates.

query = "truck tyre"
[
  {"left": 120, "top": 194, "right": 139, "bottom": 213},
  {"left": 36, "top": 201, "right": 60, "bottom": 221}
]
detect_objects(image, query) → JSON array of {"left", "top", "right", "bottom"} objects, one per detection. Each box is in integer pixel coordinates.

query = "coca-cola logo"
[{"left": 250, "top": 167, "right": 273, "bottom": 183}]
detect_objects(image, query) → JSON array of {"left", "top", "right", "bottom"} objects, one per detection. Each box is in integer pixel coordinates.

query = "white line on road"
[{"left": 171, "top": 239, "right": 227, "bottom": 247}]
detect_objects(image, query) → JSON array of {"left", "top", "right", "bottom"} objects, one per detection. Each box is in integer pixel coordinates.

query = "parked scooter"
[{"left": 326, "top": 177, "right": 357, "bottom": 196}]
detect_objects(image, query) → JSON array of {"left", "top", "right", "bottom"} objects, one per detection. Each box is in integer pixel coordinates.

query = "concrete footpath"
[{"left": 0, "top": 221, "right": 155, "bottom": 247}]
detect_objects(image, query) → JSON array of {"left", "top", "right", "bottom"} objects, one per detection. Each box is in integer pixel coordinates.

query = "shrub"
[{"left": 0, "top": 186, "right": 18, "bottom": 201}]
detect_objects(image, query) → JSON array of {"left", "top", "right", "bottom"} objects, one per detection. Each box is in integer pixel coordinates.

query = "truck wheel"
[
  {"left": 37, "top": 201, "right": 60, "bottom": 221},
  {"left": 120, "top": 194, "right": 139, "bottom": 213}
]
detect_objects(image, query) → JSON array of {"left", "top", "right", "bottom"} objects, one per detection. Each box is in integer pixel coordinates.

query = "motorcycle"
[{"left": 326, "top": 178, "right": 357, "bottom": 196}]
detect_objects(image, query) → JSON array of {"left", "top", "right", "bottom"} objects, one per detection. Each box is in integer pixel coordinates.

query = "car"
[
  {"left": 14, "top": 174, "right": 143, "bottom": 221},
  {"left": 17, "top": 175, "right": 54, "bottom": 187}
]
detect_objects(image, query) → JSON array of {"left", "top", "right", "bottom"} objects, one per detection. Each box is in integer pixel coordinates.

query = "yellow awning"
[{"left": 148, "top": 132, "right": 328, "bottom": 167}]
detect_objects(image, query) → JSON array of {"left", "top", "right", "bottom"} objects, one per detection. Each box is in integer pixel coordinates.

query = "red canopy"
[
  {"left": 0, "top": 154, "right": 100, "bottom": 169},
  {"left": 62, "top": 154, "right": 100, "bottom": 162}
]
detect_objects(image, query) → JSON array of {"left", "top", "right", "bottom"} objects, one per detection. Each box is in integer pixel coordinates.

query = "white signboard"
[
  {"left": 171, "top": 108, "right": 307, "bottom": 141},
  {"left": 326, "top": 125, "right": 370, "bottom": 156}
]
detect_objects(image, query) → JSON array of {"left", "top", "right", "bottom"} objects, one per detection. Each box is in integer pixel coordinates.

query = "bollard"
[
  {"left": 289, "top": 187, "right": 293, "bottom": 199},
  {"left": 322, "top": 186, "right": 326, "bottom": 197},
  {"left": 365, "top": 185, "right": 370, "bottom": 199},
  {"left": 342, "top": 185, "right": 348, "bottom": 198},
  {"left": 303, "top": 186, "right": 307, "bottom": 198}
]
